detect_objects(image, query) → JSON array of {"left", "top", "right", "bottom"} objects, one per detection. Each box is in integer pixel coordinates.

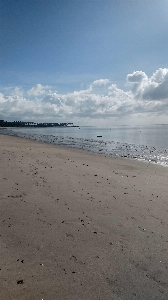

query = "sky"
[{"left": 1, "top": 0, "right": 168, "bottom": 126}]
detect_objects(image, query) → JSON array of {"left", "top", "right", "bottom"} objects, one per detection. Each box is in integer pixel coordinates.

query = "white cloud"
[
  {"left": 27, "top": 84, "right": 51, "bottom": 97},
  {"left": 127, "top": 71, "right": 148, "bottom": 83},
  {"left": 90, "top": 79, "right": 110, "bottom": 88},
  {"left": 89, "top": 79, "right": 110, "bottom": 95},
  {"left": 151, "top": 68, "right": 168, "bottom": 83},
  {"left": 1, "top": 68, "right": 168, "bottom": 124},
  {"left": 127, "top": 68, "right": 168, "bottom": 101},
  {"left": 11, "top": 87, "right": 24, "bottom": 97}
]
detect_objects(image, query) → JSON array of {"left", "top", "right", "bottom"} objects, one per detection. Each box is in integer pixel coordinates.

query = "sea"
[{"left": 1, "top": 125, "right": 168, "bottom": 166}]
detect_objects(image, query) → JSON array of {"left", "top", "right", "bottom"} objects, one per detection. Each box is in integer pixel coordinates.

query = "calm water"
[{"left": 1, "top": 125, "right": 168, "bottom": 166}]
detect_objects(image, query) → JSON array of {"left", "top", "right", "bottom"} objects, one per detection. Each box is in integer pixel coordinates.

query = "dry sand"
[{"left": 0, "top": 134, "right": 168, "bottom": 300}]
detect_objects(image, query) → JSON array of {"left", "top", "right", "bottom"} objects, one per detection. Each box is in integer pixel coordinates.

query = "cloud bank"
[{"left": 1, "top": 68, "right": 168, "bottom": 124}]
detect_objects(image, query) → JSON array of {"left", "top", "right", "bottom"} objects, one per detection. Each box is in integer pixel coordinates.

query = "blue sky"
[{"left": 1, "top": 0, "right": 168, "bottom": 125}]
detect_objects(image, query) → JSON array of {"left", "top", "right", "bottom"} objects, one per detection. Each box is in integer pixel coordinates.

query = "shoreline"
[
  {"left": 1, "top": 128, "right": 168, "bottom": 167},
  {"left": 0, "top": 134, "right": 168, "bottom": 299}
]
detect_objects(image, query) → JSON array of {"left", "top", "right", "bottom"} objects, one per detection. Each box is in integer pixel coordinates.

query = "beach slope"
[{"left": 0, "top": 134, "right": 168, "bottom": 300}]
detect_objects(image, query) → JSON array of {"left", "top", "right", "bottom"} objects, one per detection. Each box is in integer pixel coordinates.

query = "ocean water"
[{"left": 1, "top": 125, "right": 168, "bottom": 166}]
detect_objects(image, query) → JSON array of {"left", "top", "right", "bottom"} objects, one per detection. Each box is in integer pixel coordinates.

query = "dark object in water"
[
  {"left": 97, "top": 135, "right": 102, "bottom": 138},
  {"left": 17, "top": 280, "right": 24, "bottom": 284}
]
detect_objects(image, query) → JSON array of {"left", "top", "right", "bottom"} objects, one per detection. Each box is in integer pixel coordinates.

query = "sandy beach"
[{"left": 0, "top": 134, "right": 168, "bottom": 300}]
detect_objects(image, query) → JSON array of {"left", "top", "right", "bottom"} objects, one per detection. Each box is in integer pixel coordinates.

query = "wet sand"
[{"left": 0, "top": 134, "right": 168, "bottom": 300}]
